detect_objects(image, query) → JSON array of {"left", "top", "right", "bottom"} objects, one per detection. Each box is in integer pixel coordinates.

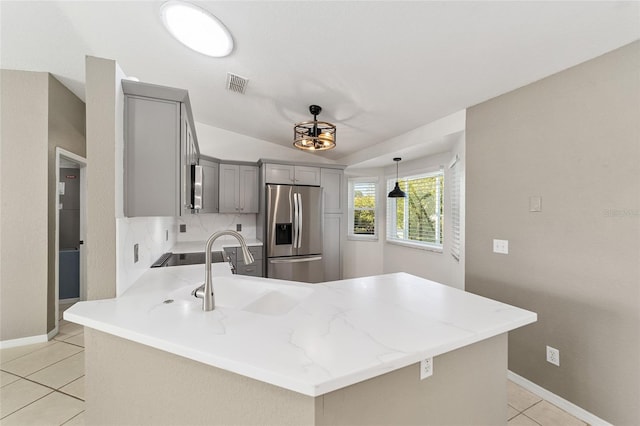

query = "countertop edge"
[{"left": 65, "top": 307, "right": 537, "bottom": 397}]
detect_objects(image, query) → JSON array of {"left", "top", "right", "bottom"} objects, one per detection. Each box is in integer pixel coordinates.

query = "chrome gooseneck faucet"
[{"left": 193, "top": 230, "right": 255, "bottom": 311}]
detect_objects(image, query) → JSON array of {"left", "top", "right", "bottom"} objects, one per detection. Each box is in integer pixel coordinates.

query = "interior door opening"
[{"left": 55, "top": 149, "right": 87, "bottom": 328}]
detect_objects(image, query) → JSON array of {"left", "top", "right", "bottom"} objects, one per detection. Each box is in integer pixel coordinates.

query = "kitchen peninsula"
[{"left": 65, "top": 269, "right": 536, "bottom": 425}]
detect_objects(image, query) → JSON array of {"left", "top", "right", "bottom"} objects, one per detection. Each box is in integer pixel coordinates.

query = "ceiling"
[{"left": 2, "top": 1, "right": 638, "bottom": 165}]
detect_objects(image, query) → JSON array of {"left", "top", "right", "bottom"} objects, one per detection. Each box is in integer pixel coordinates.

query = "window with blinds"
[
  {"left": 348, "top": 179, "right": 377, "bottom": 239},
  {"left": 449, "top": 155, "right": 461, "bottom": 261},
  {"left": 386, "top": 170, "right": 443, "bottom": 249}
]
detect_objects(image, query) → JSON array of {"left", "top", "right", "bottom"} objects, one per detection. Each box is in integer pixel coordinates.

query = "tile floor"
[{"left": 2, "top": 303, "right": 588, "bottom": 426}]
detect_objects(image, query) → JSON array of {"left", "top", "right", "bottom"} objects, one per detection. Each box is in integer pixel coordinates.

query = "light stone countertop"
[
  {"left": 65, "top": 269, "right": 536, "bottom": 397},
  {"left": 170, "top": 238, "right": 263, "bottom": 254}
]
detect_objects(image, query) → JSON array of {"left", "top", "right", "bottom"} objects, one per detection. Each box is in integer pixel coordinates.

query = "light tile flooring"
[
  {"left": 1, "top": 303, "right": 84, "bottom": 425},
  {"left": 2, "top": 303, "right": 587, "bottom": 426}
]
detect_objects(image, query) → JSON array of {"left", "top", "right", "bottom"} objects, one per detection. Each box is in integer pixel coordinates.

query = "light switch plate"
[
  {"left": 493, "top": 239, "right": 509, "bottom": 254},
  {"left": 529, "top": 196, "right": 542, "bottom": 212}
]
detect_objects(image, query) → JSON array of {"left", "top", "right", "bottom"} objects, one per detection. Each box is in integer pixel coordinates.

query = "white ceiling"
[{"left": 2, "top": 1, "right": 638, "bottom": 166}]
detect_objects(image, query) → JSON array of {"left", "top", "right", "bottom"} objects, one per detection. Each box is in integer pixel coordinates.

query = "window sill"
[
  {"left": 385, "top": 239, "right": 443, "bottom": 253},
  {"left": 347, "top": 235, "right": 378, "bottom": 242}
]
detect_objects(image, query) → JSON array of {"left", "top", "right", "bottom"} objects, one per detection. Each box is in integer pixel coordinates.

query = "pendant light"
[
  {"left": 293, "top": 105, "right": 336, "bottom": 151},
  {"left": 388, "top": 157, "right": 406, "bottom": 198}
]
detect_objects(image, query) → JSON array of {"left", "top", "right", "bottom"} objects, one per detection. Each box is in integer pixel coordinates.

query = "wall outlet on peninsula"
[
  {"left": 546, "top": 346, "right": 560, "bottom": 366},
  {"left": 420, "top": 358, "right": 433, "bottom": 380}
]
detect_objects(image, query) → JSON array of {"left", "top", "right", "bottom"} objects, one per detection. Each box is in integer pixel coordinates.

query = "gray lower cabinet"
[
  {"left": 219, "top": 163, "right": 259, "bottom": 214},
  {"left": 223, "top": 246, "right": 264, "bottom": 277}
]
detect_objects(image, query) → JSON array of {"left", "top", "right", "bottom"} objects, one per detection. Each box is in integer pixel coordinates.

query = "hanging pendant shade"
[{"left": 388, "top": 157, "right": 406, "bottom": 198}]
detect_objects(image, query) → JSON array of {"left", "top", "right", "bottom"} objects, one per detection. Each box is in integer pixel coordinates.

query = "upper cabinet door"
[
  {"left": 264, "top": 163, "right": 320, "bottom": 186},
  {"left": 219, "top": 163, "right": 258, "bottom": 213},
  {"left": 321, "top": 168, "right": 344, "bottom": 213},
  {"left": 293, "top": 166, "right": 321, "bottom": 186},
  {"left": 124, "top": 96, "right": 180, "bottom": 217},
  {"left": 265, "top": 164, "right": 295, "bottom": 184},
  {"left": 239, "top": 165, "right": 259, "bottom": 213},
  {"left": 199, "top": 159, "right": 219, "bottom": 213},
  {"left": 219, "top": 163, "right": 240, "bottom": 213}
]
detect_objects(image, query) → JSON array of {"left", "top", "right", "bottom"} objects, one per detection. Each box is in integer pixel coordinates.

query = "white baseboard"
[
  {"left": 47, "top": 326, "right": 59, "bottom": 341},
  {"left": 508, "top": 370, "right": 612, "bottom": 426},
  {"left": 0, "top": 334, "right": 49, "bottom": 349}
]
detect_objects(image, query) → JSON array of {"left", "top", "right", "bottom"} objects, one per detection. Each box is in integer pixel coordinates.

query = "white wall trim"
[
  {"left": 508, "top": 371, "right": 613, "bottom": 426},
  {"left": 0, "top": 334, "right": 49, "bottom": 349}
]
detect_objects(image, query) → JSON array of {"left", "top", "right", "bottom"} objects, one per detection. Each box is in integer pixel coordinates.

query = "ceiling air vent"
[{"left": 226, "top": 72, "right": 249, "bottom": 94}]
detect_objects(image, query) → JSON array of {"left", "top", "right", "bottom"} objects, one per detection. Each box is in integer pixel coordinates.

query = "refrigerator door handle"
[
  {"left": 269, "top": 256, "right": 322, "bottom": 264},
  {"left": 293, "top": 193, "right": 299, "bottom": 248},
  {"left": 297, "top": 192, "right": 303, "bottom": 249}
]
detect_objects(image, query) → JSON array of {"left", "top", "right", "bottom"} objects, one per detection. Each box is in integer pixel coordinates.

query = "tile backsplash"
[
  {"left": 116, "top": 216, "right": 177, "bottom": 296},
  {"left": 177, "top": 213, "right": 256, "bottom": 242},
  {"left": 115, "top": 214, "right": 256, "bottom": 296}
]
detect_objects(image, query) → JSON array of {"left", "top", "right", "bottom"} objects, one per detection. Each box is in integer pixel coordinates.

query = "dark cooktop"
[{"left": 151, "top": 251, "right": 225, "bottom": 268}]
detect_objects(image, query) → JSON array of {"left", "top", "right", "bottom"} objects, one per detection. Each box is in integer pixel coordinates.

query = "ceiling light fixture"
[
  {"left": 293, "top": 105, "right": 336, "bottom": 151},
  {"left": 388, "top": 158, "right": 407, "bottom": 198},
  {"left": 160, "top": 1, "right": 233, "bottom": 58}
]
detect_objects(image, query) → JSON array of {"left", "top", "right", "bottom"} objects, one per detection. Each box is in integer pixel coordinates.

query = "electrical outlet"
[
  {"left": 420, "top": 357, "right": 433, "bottom": 380},
  {"left": 134, "top": 243, "right": 139, "bottom": 263},
  {"left": 546, "top": 346, "right": 560, "bottom": 366},
  {"left": 493, "top": 239, "right": 509, "bottom": 254}
]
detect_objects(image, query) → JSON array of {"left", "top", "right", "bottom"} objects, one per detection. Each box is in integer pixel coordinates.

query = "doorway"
[{"left": 55, "top": 148, "right": 87, "bottom": 328}]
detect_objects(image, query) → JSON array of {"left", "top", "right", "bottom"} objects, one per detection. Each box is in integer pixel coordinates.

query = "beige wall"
[
  {"left": 1, "top": 70, "right": 86, "bottom": 342},
  {"left": 47, "top": 74, "right": 86, "bottom": 331},
  {"left": 0, "top": 70, "right": 49, "bottom": 341},
  {"left": 466, "top": 41, "right": 639, "bottom": 424}
]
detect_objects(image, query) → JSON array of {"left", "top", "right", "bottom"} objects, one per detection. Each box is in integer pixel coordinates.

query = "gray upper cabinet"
[
  {"left": 219, "top": 163, "right": 259, "bottom": 213},
  {"left": 124, "top": 95, "right": 180, "bottom": 217},
  {"left": 123, "top": 80, "right": 200, "bottom": 217},
  {"left": 264, "top": 163, "right": 321, "bottom": 186},
  {"left": 199, "top": 156, "right": 219, "bottom": 213}
]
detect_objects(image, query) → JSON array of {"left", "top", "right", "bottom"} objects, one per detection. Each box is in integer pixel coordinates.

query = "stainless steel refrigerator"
[{"left": 266, "top": 184, "right": 324, "bottom": 283}]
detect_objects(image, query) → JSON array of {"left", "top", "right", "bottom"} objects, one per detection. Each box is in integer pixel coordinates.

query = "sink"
[{"left": 166, "top": 277, "right": 313, "bottom": 315}]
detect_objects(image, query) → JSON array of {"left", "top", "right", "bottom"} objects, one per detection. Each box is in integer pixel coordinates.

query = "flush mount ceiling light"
[
  {"left": 388, "top": 158, "right": 407, "bottom": 198},
  {"left": 293, "top": 105, "right": 336, "bottom": 151},
  {"left": 160, "top": 1, "right": 233, "bottom": 57}
]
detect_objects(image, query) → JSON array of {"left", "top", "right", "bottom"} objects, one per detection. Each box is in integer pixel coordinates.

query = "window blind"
[{"left": 449, "top": 155, "right": 461, "bottom": 261}]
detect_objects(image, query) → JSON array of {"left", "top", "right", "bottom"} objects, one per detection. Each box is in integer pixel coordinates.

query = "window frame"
[
  {"left": 347, "top": 177, "right": 379, "bottom": 241},
  {"left": 385, "top": 169, "right": 444, "bottom": 252}
]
